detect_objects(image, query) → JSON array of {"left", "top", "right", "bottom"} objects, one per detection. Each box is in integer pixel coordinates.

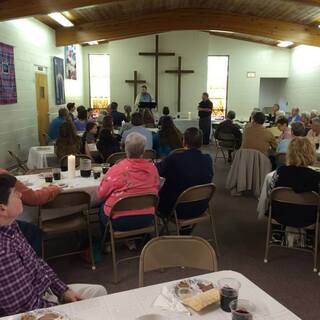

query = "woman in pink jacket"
[{"left": 97, "top": 132, "right": 160, "bottom": 231}]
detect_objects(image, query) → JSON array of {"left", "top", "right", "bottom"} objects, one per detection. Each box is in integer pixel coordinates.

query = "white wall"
[
  {"left": 0, "top": 18, "right": 84, "bottom": 168},
  {"left": 284, "top": 45, "right": 320, "bottom": 112},
  {"left": 259, "top": 78, "right": 287, "bottom": 111}
]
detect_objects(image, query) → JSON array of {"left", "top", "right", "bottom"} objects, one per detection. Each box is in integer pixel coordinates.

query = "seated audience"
[
  {"left": 143, "top": 108, "right": 156, "bottom": 128},
  {"left": 97, "top": 110, "right": 108, "bottom": 126},
  {"left": 307, "top": 117, "right": 320, "bottom": 148},
  {"left": 97, "top": 133, "right": 160, "bottom": 231},
  {"left": 288, "top": 107, "right": 301, "bottom": 124},
  {"left": 269, "top": 137, "right": 319, "bottom": 227},
  {"left": 158, "top": 106, "right": 171, "bottom": 127},
  {"left": 276, "top": 116, "right": 291, "bottom": 141},
  {"left": 241, "top": 111, "right": 276, "bottom": 155},
  {"left": 121, "top": 112, "right": 153, "bottom": 150},
  {"left": 55, "top": 121, "right": 81, "bottom": 160},
  {"left": 47, "top": 108, "right": 68, "bottom": 140},
  {"left": 214, "top": 110, "right": 242, "bottom": 161},
  {"left": 310, "top": 110, "right": 318, "bottom": 120},
  {"left": 0, "top": 174, "right": 106, "bottom": 316},
  {"left": 277, "top": 122, "right": 305, "bottom": 153},
  {"left": 124, "top": 105, "right": 132, "bottom": 122},
  {"left": 157, "top": 127, "right": 213, "bottom": 222},
  {"left": 268, "top": 103, "right": 280, "bottom": 124},
  {"left": 301, "top": 112, "right": 311, "bottom": 135},
  {"left": 66, "top": 102, "right": 76, "bottom": 121},
  {"left": 97, "top": 115, "right": 120, "bottom": 161},
  {"left": 110, "top": 102, "right": 126, "bottom": 127},
  {"left": 74, "top": 108, "right": 88, "bottom": 132},
  {"left": 153, "top": 117, "right": 182, "bottom": 158},
  {"left": 87, "top": 107, "right": 94, "bottom": 121},
  {"left": 82, "top": 122, "right": 98, "bottom": 144}
]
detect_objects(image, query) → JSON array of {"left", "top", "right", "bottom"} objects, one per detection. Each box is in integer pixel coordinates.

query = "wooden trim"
[
  {"left": 56, "top": 8, "right": 320, "bottom": 47},
  {"left": 0, "top": 0, "right": 125, "bottom": 21},
  {"left": 286, "top": 0, "right": 320, "bottom": 7}
]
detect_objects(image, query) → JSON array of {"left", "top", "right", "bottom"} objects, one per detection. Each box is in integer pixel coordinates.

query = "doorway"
[{"left": 35, "top": 73, "right": 49, "bottom": 146}]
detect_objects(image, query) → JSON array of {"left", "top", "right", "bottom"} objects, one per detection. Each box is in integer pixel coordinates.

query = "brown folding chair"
[
  {"left": 143, "top": 149, "right": 156, "bottom": 160},
  {"left": 162, "top": 183, "right": 219, "bottom": 256},
  {"left": 101, "top": 193, "right": 159, "bottom": 283},
  {"left": 264, "top": 187, "right": 320, "bottom": 272},
  {"left": 60, "top": 154, "right": 91, "bottom": 170},
  {"left": 8, "top": 150, "right": 28, "bottom": 174},
  {"left": 169, "top": 148, "right": 186, "bottom": 156},
  {"left": 39, "top": 191, "right": 95, "bottom": 270},
  {"left": 139, "top": 236, "right": 218, "bottom": 287},
  {"left": 214, "top": 132, "right": 237, "bottom": 164},
  {"left": 106, "top": 152, "right": 127, "bottom": 166}
]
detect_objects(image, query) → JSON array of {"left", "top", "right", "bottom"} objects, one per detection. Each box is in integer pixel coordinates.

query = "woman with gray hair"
[
  {"left": 97, "top": 132, "right": 160, "bottom": 231},
  {"left": 307, "top": 117, "right": 320, "bottom": 148}
]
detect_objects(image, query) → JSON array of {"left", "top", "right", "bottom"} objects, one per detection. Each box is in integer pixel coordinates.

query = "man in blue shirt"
[
  {"left": 135, "top": 85, "right": 153, "bottom": 108},
  {"left": 110, "top": 102, "right": 126, "bottom": 127},
  {"left": 47, "top": 108, "right": 68, "bottom": 140}
]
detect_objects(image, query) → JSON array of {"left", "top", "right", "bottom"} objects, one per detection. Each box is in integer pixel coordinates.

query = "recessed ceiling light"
[
  {"left": 277, "top": 41, "right": 294, "bottom": 48},
  {"left": 48, "top": 12, "right": 74, "bottom": 27},
  {"left": 210, "top": 30, "right": 234, "bottom": 34},
  {"left": 87, "top": 41, "right": 99, "bottom": 46}
]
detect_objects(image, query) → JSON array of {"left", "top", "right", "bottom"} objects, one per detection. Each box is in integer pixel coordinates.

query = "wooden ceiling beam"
[
  {"left": 0, "top": 0, "right": 125, "bottom": 21},
  {"left": 55, "top": 8, "right": 320, "bottom": 47},
  {"left": 285, "top": 0, "right": 320, "bottom": 7}
]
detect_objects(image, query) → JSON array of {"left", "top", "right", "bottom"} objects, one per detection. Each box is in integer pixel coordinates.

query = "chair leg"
[
  {"left": 110, "top": 230, "right": 118, "bottom": 283},
  {"left": 264, "top": 218, "right": 272, "bottom": 263},
  {"left": 87, "top": 221, "right": 96, "bottom": 271},
  {"left": 314, "top": 227, "right": 319, "bottom": 272},
  {"left": 41, "top": 238, "right": 45, "bottom": 260},
  {"left": 100, "top": 222, "right": 110, "bottom": 254},
  {"left": 210, "top": 215, "right": 220, "bottom": 257},
  {"left": 220, "top": 148, "right": 227, "bottom": 164}
]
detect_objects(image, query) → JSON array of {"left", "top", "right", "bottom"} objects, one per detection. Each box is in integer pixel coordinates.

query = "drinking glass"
[
  {"left": 53, "top": 168, "right": 61, "bottom": 181},
  {"left": 217, "top": 278, "right": 241, "bottom": 312},
  {"left": 230, "top": 299, "right": 255, "bottom": 320}
]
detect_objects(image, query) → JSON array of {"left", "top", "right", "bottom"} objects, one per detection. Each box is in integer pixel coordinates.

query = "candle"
[
  {"left": 68, "top": 155, "right": 76, "bottom": 179},
  {"left": 188, "top": 112, "right": 191, "bottom": 120}
]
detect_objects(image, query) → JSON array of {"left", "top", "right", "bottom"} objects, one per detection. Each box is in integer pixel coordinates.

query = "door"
[{"left": 35, "top": 73, "right": 49, "bottom": 146}]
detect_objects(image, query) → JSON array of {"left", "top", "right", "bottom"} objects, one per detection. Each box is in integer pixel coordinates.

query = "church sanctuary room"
[{"left": 2, "top": 0, "right": 320, "bottom": 319}]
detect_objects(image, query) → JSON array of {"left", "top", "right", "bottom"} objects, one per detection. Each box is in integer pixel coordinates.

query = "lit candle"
[
  {"left": 188, "top": 112, "right": 191, "bottom": 120},
  {"left": 68, "top": 155, "right": 76, "bottom": 179}
]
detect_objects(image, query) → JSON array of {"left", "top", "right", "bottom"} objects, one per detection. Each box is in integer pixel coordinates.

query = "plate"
[
  {"left": 36, "top": 147, "right": 52, "bottom": 151},
  {"left": 20, "top": 310, "right": 69, "bottom": 320},
  {"left": 135, "top": 314, "right": 168, "bottom": 320}
]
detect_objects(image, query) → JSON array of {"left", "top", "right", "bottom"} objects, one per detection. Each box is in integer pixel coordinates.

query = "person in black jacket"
[
  {"left": 198, "top": 92, "right": 213, "bottom": 145},
  {"left": 157, "top": 127, "right": 214, "bottom": 224}
]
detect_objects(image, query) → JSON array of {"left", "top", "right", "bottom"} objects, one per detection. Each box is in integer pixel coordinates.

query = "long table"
[{"left": 1, "top": 270, "right": 300, "bottom": 319}]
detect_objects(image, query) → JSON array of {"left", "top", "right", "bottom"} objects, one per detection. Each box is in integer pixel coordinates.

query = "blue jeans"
[
  {"left": 16, "top": 220, "right": 42, "bottom": 256},
  {"left": 98, "top": 207, "right": 154, "bottom": 233}
]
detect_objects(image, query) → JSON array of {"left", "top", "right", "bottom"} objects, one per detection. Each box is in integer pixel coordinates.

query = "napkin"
[{"left": 153, "top": 286, "right": 191, "bottom": 315}]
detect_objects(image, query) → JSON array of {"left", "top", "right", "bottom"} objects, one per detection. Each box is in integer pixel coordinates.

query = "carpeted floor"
[{"left": 49, "top": 146, "right": 320, "bottom": 320}]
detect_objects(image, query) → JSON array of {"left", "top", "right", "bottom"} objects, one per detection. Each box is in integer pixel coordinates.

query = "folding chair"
[
  {"left": 169, "top": 148, "right": 186, "bottom": 156},
  {"left": 106, "top": 152, "right": 127, "bottom": 166},
  {"left": 214, "top": 132, "right": 237, "bottom": 163},
  {"left": 8, "top": 150, "right": 28, "bottom": 174}
]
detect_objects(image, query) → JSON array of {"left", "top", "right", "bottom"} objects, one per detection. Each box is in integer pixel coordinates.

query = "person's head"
[
  {"left": 202, "top": 92, "right": 209, "bottom": 101},
  {"left": 291, "top": 122, "right": 305, "bottom": 137},
  {"left": 124, "top": 105, "right": 132, "bottom": 114},
  {"left": 291, "top": 107, "right": 300, "bottom": 116},
  {"left": 143, "top": 109, "right": 155, "bottom": 126},
  {"left": 58, "top": 107, "right": 68, "bottom": 119},
  {"left": 311, "top": 117, "right": 320, "bottom": 134},
  {"left": 125, "top": 132, "right": 146, "bottom": 159},
  {"left": 102, "top": 115, "right": 113, "bottom": 131},
  {"left": 77, "top": 105, "right": 86, "bottom": 114},
  {"left": 162, "top": 106, "right": 170, "bottom": 116},
  {"left": 87, "top": 107, "right": 93, "bottom": 117},
  {"left": 77, "top": 109, "right": 88, "bottom": 121},
  {"left": 227, "top": 110, "right": 236, "bottom": 121},
  {"left": 253, "top": 111, "right": 266, "bottom": 125},
  {"left": 141, "top": 85, "right": 147, "bottom": 94},
  {"left": 110, "top": 102, "right": 118, "bottom": 111},
  {"left": 276, "top": 116, "right": 289, "bottom": 132},
  {"left": 86, "top": 122, "right": 97, "bottom": 135},
  {"left": 66, "top": 102, "right": 75, "bottom": 113},
  {"left": 57, "top": 120, "right": 78, "bottom": 143},
  {"left": 0, "top": 174, "right": 22, "bottom": 225},
  {"left": 272, "top": 104, "right": 280, "bottom": 114},
  {"left": 301, "top": 112, "right": 310, "bottom": 126},
  {"left": 131, "top": 112, "right": 143, "bottom": 126},
  {"left": 311, "top": 110, "right": 318, "bottom": 119},
  {"left": 183, "top": 127, "right": 203, "bottom": 149},
  {"left": 287, "top": 137, "right": 315, "bottom": 167}
]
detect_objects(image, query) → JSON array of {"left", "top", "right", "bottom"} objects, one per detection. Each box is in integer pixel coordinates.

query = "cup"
[
  {"left": 80, "top": 158, "right": 92, "bottom": 178},
  {"left": 101, "top": 163, "right": 110, "bottom": 174},
  {"left": 44, "top": 172, "right": 53, "bottom": 183},
  {"left": 53, "top": 168, "right": 61, "bottom": 181},
  {"left": 93, "top": 167, "right": 102, "bottom": 179},
  {"left": 217, "top": 278, "right": 241, "bottom": 312},
  {"left": 230, "top": 299, "right": 255, "bottom": 320}
]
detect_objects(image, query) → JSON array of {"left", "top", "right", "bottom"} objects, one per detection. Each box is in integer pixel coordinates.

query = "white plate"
[{"left": 135, "top": 314, "right": 168, "bottom": 320}]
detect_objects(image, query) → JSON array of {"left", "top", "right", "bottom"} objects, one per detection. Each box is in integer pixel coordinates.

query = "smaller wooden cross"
[
  {"left": 125, "top": 71, "right": 146, "bottom": 104},
  {"left": 165, "top": 56, "right": 194, "bottom": 112}
]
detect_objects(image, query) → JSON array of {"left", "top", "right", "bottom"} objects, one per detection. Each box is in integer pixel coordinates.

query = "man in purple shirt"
[{"left": 0, "top": 174, "right": 106, "bottom": 317}]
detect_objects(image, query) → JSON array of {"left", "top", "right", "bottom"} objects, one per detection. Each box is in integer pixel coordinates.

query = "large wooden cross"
[
  {"left": 165, "top": 56, "right": 194, "bottom": 113},
  {"left": 139, "top": 35, "right": 175, "bottom": 105},
  {"left": 125, "top": 70, "right": 146, "bottom": 104}
]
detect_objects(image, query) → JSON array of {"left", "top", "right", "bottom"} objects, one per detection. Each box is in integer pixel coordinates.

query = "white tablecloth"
[
  {"left": 2, "top": 270, "right": 300, "bottom": 320},
  {"left": 17, "top": 171, "right": 102, "bottom": 223},
  {"left": 27, "top": 146, "right": 56, "bottom": 169}
]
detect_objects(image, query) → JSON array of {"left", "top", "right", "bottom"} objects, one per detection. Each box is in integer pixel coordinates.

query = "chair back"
[
  {"left": 217, "top": 132, "right": 236, "bottom": 148},
  {"left": 139, "top": 236, "right": 218, "bottom": 287},
  {"left": 143, "top": 149, "right": 156, "bottom": 160},
  {"left": 39, "top": 191, "right": 90, "bottom": 224},
  {"left": 109, "top": 193, "right": 158, "bottom": 218},
  {"left": 8, "top": 150, "right": 28, "bottom": 173},
  {"left": 107, "top": 152, "right": 127, "bottom": 165},
  {"left": 169, "top": 148, "right": 186, "bottom": 156},
  {"left": 60, "top": 154, "right": 91, "bottom": 170}
]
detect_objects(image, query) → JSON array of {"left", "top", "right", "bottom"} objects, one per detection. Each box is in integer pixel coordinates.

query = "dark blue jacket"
[
  {"left": 48, "top": 116, "right": 65, "bottom": 140},
  {"left": 111, "top": 111, "right": 126, "bottom": 127},
  {"left": 157, "top": 148, "right": 214, "bottom": 218}
]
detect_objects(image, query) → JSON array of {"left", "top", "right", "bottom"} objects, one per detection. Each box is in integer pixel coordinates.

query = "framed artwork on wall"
[
  {"left": 0, "top": 42, "right": 17, "bottom": 105},
  {"left": 53, "top": 56, "right": 65, "bottom": 105},
  {"left": 64, "top": 45, "right": 77, "bottom": 80}
]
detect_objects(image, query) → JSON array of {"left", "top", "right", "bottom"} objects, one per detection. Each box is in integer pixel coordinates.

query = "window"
[
  {"left": 207, "top": 56, "right": 229, "bottom": 120},
  {"left": 89, "top": 54, "right": 110, "bottom": 110}
]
